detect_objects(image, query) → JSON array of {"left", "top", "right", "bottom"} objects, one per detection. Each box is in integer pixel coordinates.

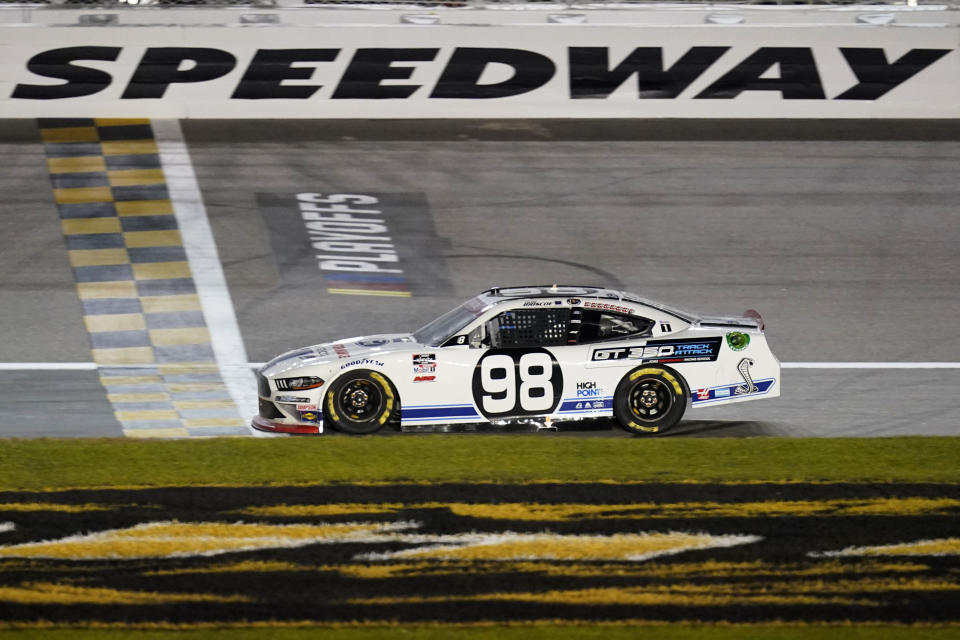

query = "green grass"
[
  {"left": 1, "top": 435, "right": 957, "bottom": 490},
  {"left": 2, "top": 436, "right": 958, "bottom": 637},
  {"left": 1, "top": 624, "right": 958, "bottom": 640}
]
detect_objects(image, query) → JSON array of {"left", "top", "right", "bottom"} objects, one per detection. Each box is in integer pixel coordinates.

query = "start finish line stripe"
[
  {"left": 151, "top": 120, "right": 257, "bottom": 424},
  {"left": 37, "top": 118, "right": 251, "bottom": 439},
  {"left": 3, "top": 363, "right": 960, "bottom": 370}
]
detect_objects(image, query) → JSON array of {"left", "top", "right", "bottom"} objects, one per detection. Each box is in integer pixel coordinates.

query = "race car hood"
[{"left": 261, "top": 333, "right": 418, "bottom": 377}]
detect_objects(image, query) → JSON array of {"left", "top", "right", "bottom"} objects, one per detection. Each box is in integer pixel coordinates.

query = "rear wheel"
[
  {"left": 325, "top": 370, "right": 397, "bottom": 435},
  {"left": 613, "top": 366, "right": 687, "bottom": 436}
]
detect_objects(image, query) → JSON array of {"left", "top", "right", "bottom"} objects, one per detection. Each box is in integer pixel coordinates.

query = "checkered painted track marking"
[{"left": 40, "top": 118, "right": 249, "bottom": 438}]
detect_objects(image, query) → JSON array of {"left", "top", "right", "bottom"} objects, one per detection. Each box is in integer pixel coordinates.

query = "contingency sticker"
[{"left": 413, "top": 353, "right": 436, "bottom": 382}]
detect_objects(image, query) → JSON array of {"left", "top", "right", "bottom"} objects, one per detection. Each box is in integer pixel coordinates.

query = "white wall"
[{"left": 2, "top": 21, "right": 957, "bottom": 118}]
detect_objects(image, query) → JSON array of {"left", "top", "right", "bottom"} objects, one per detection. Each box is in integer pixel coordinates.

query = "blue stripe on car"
[
  {"left": 558, "top": 397, "right": 613, "bottom": 412},
  {"left": 402, "top": 405, "right": 481, "bottom": 421}
]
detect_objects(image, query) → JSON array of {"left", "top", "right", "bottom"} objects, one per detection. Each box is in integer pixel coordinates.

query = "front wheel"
[
  {"left": 613, "top": 366, "right": 688, "bottom": 436},
  {"left": 325, "top": 370, "right": 397, "bottom": 435}
]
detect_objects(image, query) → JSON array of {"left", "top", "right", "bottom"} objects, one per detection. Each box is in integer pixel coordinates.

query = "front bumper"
[{"left": 250, "top": 415, "right": 322, "bottom": 435}]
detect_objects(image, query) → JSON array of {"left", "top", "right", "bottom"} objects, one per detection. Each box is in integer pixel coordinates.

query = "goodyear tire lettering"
[{"left": 325, "top": 369, "right": 397, "bottom": 435}]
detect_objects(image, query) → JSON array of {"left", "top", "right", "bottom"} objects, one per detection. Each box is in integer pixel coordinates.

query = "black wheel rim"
[
  {"left": 628, "top": 378, "right": 673, "bottom": 422},
  {"left": 336, "top": 379, "right": 384, "bottom": 423}
]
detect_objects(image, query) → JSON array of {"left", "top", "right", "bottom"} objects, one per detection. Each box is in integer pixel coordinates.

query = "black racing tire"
[
  {"left": 613, "top": 365, "right": 688, "bottom": 436},
  {"left": 324, "top": 370, "right": 398, "bottom": 435}
]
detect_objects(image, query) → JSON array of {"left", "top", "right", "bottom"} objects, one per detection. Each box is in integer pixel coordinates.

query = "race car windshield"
[{"left": 413, "top": 296, "right": 490, "bottom": 346}]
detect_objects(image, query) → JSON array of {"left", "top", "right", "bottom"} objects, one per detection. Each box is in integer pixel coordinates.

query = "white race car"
[{"left": 252, "top": 286, "right": 780, "bottom": 436}]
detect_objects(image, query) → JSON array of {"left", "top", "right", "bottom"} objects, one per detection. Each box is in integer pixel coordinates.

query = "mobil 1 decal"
[
  {"left": 591, "top": 337, "right": 722, "bottom": 364},
  {"left": 256, "top": 192, "right": 453, "bottom": 297},
  {"left": 472, "top": 349, "right": 563, "bottom": 419}
]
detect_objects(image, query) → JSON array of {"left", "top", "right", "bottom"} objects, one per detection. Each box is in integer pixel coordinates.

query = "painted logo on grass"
[{"left": 0, "top": 520, "right": 757, "bottom": 561}]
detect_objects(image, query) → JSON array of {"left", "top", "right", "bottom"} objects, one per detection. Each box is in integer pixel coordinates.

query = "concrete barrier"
[{"left": 1, "top": 7, "right": 957, "bottom": 117}]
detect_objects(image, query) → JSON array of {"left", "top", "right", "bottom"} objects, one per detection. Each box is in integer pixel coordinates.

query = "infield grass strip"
[
  {"left": 1, "top": 483, "right": 957, "bottom": 629},
  {"left": 2, "top": 625, "right": 960, "bottom": 640},
  {"left": 1, "top": 436, "right": 958, "bottom": 490}
]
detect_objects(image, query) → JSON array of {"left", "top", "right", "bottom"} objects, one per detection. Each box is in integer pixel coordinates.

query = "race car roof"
[{"left": 480, "top": 285, "right": 697, "bottom": 322}]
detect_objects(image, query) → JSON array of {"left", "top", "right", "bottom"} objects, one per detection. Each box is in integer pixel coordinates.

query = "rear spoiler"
[
  {"left": 744, "top": 309, "right": 765, "bottom": 330},
  {"left": 696, "top": 309, "right": 765, "bottom": 331}
]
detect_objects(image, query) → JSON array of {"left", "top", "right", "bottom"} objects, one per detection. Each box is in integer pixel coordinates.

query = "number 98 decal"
[{"left": 471, "top": 349, "right": 563, "bottom": 418}]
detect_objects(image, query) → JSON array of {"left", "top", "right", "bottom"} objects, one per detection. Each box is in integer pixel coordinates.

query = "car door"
[
  {"left": 467, "top": 305, "right": 577, "bottom": 421},
  {"left": 572, "top": 308, "right": 658, "bottom": 414}
]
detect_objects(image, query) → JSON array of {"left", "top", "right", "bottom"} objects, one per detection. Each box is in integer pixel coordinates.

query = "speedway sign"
[{"left": 0, "top": 25, "right": 957, "bottom": 118}]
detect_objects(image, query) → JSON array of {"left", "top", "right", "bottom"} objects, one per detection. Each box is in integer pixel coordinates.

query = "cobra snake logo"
[{"left": 734, "top": 358, "right": 758, "bottom": 395}]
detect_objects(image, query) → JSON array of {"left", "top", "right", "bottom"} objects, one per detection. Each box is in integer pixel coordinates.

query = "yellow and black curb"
[
  {"left": 0, "top": 481, "right": 958, "bottom": 625},
  {"left": 38, "top": 118, "right": 246, "bottom": 438}
]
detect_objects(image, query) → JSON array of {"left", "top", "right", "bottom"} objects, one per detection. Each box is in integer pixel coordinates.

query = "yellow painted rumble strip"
[
  {"left": 182, "top": 418, "right": 247, "bottom": 428},
  {"left": 166, "top": 383, "right": 231, "bottom": 392},
  {"left": 76, "top": 281, "right": 138, "bottom": 300},
  {"left": 40, "top": 127, "right": 98, "bottom": 144},
  {"left": 53, "top": 187, "right": 114, "bottom": 205},
  {"left": 157, "top": 362, "right": 219, "bottom": 375},
  {"left": 140, "top": 294, "right": 202, "bottom": 313},
  {"left": 108, "top": 169, "right": 166, "bottom": 187},
  {"left": 61, "top": 217, "right": 121, "bottom": 236},
  {"left": 84, "top": 314, "right": 146, "bottom": 333},
  {"left": 108, "top": 393, "right": 171, "bottom": 404},
  {"left": 123, "top": 230, "right": 183, "bottom": 248},
  {"left": 132, "top": 261, "right": 192, "bottom": 280},
  {"left": 99, "top": 375, "right": 163, "bottom": 386},
  {"left": 99, "top": 139, "right": 158, "bottom": 156},
  {"left": 115, "top": 200, "right": 174, "bottom": 216},
  {"left": 47, "top": 156, "right": 107, "bottom": 174},
  {"left": 42, "top": 120, "right": 247, "bottom": 442},
  {"left": 149, "top": 327, "right": 211, "bottom": 346},
  {"left": 0, "top": 582, "right": 248, "bottom": 605},
  {"left": 115, "top": 410, "right": 180, "bottom": 422},
  {"left": 91, "top": 347, "right": 155, "bottom": 366},
  {"left": 68, "top": 248, "right": 130, "bottom": 267},
  {"left": 124, "top": 428, "right": 190, "bottom": 439},
  {"left": 94, "top": 118, "right": 152, "bottom": 127},
  {"left": 172, "top": 399, "right": 235, "bottom": 410},
  {"left": 328, "top": 288, "right": 412, "bottom": 297}
]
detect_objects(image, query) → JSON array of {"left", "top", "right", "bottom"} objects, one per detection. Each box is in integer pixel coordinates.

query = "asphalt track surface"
[{"left": 2, "top": 119, "right": 959, "bottom": 438}]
